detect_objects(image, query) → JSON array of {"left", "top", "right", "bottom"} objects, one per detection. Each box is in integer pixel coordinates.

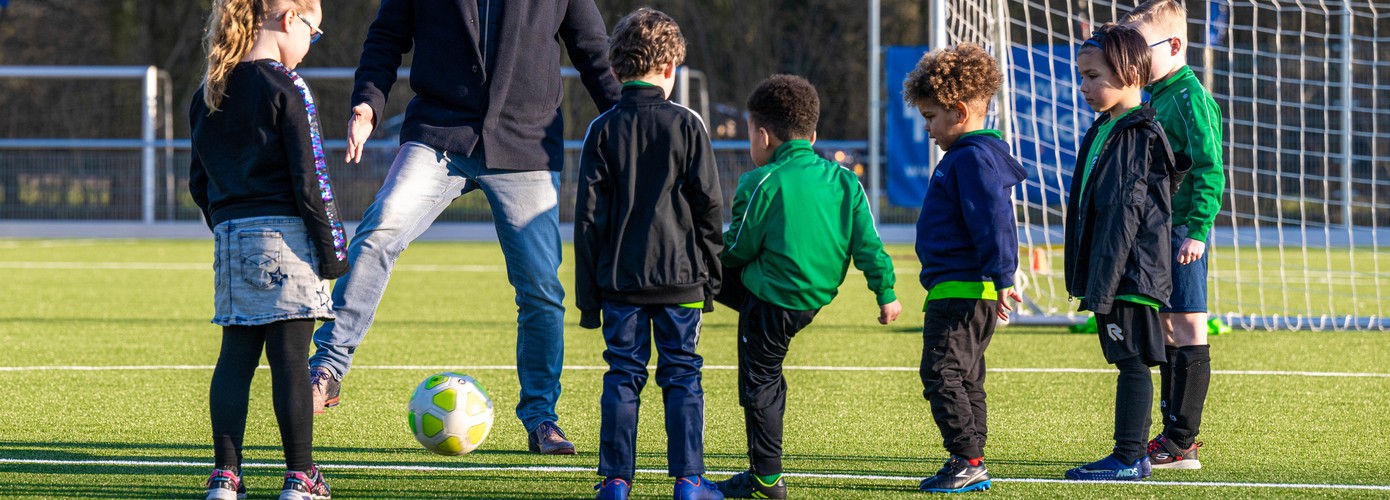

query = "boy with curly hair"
[
  {"left": 714, "top": 74, "right": 901, "bottom": 499},
  {"left": 902, "top": 44, "right": 1026, "bottom": 494}
]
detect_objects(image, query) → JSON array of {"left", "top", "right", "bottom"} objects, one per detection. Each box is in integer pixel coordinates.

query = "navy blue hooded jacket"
[{"left": 915, "top": 132, "right": 1028, "bottom": 292}]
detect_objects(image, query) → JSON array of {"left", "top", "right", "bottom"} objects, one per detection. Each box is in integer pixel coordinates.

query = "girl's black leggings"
[{"left": 209, "top": 319, "right": 314, "bottom": 472}]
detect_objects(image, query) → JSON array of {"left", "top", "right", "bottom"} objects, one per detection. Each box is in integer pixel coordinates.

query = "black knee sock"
[
  {"left": 1158, "top": 345, "right": 1178, "bottom": 436},
  {"left": 265, "top": 320, "right": 315, "bottom": 472},
  {"left": 1167, "top": 345, "right": 1210, "bottom": 448},
  {"left": 1111, "top": 356, "right": 1153, "bottom": 464},
  {"left": 210, "top": 325, "right": 266, "bottom": 470}
]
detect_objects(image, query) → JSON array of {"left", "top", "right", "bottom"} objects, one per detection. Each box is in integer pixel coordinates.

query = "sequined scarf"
[{"left": 267, "top": 61, "right": 348, "bottom": 262}]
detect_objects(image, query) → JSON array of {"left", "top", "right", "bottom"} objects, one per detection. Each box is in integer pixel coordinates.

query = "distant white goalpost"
[{"left": 930, "top": 0, "right": 1389, "bottom": 331}]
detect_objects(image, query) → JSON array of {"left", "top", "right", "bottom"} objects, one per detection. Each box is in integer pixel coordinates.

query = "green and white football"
[{"left": 406, "top": 372, "right": 495, "bottom": 455}]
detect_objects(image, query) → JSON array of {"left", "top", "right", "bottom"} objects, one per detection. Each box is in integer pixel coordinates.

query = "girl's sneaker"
[
  {"left": 279, "top": 465, "right": 331, "bottom": 500},
  {"left": 205, "top": 468, "right": 245, "bottom": 500}
]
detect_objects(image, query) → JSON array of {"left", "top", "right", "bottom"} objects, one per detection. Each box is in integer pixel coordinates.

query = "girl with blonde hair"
[{"left": 189, "top": 0, "right": 342, "bottom": 498}]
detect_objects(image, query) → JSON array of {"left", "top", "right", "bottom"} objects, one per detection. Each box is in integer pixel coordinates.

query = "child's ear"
[
  {"left": 281, "top": 10, "right": 297, "bottom": 32},
  {"left": 808, "top": 130, "right": 817, "bottom": 146},
  {"left": 952, "top": 102, "right": 971, "bottom": 125},
  {"left": 756, "top": 126, "right": 771, "bottom": 149},
  {"left": 662, "top": 60, "right": 677, "bottom": 79}
]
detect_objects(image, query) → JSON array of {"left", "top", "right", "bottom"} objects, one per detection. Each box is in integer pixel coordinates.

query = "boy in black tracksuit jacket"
[{"left": 574, "top": 9, "right": 724, "bottom": 500}]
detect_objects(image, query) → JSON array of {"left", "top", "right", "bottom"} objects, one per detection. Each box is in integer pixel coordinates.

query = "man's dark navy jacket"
[{"left": 352, "top": 0, "right": 623, "bottom": 171}]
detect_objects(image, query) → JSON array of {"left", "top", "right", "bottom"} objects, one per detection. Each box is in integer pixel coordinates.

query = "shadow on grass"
[
  {"left": 1, "top": 440, "right": 1081, "bottom": 497},
  {"left": 0, "top": 481, "right": 184, "bottom": 499}
]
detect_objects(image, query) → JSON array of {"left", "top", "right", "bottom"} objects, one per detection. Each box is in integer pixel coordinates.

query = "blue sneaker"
[
  {"left": 674, "top": 475, "right": 724, "bottom": 500},
  {"left": 595, "top": 477, "right": 630, "bottom": 500},
  {"left": 1065, "top": 455, "right": 1145, "bottom": 481},
  {"left": 1140, "top": 455, "right": 1152, "bottom": 479}
]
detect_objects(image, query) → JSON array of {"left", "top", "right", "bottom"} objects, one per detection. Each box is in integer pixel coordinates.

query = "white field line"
[
  {"left": 0, "top": 458, "right": 1386, "bottom": 491},
  {"left": 1, "top": 364, "right": 1387, "bottom": 378},
  {"left": 0, "top": 239, "right": 122, "bottom": 249},
  {"left": 0, "top": 261, "right": 502, "bottom": 272}
]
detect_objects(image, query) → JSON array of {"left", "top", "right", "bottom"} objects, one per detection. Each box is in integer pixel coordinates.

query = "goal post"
[{"left": 927, "top": 0, "right": 1389, "bottom": 331}]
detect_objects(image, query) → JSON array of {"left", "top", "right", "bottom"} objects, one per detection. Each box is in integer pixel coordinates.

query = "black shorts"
[{"left": 1095, "top": 301, "right": 1166, "bottom": 366}]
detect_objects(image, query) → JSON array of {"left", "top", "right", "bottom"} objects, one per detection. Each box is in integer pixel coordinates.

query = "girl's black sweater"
[{"left": 189, "top": 60, "right": 348, "bottom": 279}]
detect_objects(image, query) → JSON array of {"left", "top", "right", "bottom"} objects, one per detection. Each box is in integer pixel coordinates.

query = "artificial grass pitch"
[{"left": 1, "top": 239, "right": 1388, "bottom": 498}]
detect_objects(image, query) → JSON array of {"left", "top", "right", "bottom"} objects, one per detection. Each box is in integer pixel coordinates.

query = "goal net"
[{"left": 936, "top": 0, "right": 1389, "bottom": 331}]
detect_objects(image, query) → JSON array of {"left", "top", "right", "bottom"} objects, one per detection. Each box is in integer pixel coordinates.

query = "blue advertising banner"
[
  {"left": 885, "top": 46, "right": 934, "bottom": 209},
  {"left": 886, "top": 44, "right": 1088, "bottom": 208}
]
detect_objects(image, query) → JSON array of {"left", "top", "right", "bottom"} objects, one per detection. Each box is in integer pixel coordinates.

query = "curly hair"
[
  {"left": 901, "top": 44, "right": 1001, "bottom": 112},
  {"left": 1079, "top": 23, "right": 1151, "bottom": 89},
  {"left": 609, "top": 8, "right": 687, "bottom": 80},
  {"left": 746, "top": 74, "right": 820, "bottom": 141}
]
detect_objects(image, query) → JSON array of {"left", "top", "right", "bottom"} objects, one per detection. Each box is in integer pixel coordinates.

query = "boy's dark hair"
[
  {"left": 609, "top": 8, "right": 687, "bottom": 80},
  {"left": 746, "top": 74, "right": 820, "bottom": 141},
  {"left": 1079, "top": 23, "right": 1151, "bottom": 88},
  {"left": 902, "top": 44, "right": 1002, "bottom": 113}
]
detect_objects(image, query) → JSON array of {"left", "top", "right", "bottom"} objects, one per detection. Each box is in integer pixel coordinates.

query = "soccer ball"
[{"left": 406, "top": 372, "right": 494, "bottom": 455}]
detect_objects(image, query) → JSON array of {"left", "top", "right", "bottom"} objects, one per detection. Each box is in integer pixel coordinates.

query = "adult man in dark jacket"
[{"left": 308, "top": 0, "right": 622, "bottom": 455}]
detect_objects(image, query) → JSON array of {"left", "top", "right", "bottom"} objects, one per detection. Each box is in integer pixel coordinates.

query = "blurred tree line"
[{"left": 0, "top": 0, "right": 939, "bottom": 141}]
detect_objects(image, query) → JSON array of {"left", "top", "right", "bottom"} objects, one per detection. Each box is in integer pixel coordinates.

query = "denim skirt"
[{"left": 212, "top": 216, "right": 335, "bottom": 326}]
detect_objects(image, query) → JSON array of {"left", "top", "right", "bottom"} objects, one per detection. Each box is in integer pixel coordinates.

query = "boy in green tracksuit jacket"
[
  {"left": 713, "top": 74, "right": 902, "bottom": 500},
  {"left": 1124, "top": 0, "right": 1226, "bottom": 469}
]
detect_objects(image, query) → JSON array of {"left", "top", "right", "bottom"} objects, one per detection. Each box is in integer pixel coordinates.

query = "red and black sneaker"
[{"left": 1147, "top": 434, "right": 1203, "bottom": 470}]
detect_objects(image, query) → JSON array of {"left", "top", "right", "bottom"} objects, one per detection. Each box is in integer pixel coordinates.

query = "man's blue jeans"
[
  {"left": 597, "top": 301, "right": 707, "bottom": 479},
  {"left": 310, "top": 141, "right": 566, "bottom": 432}
]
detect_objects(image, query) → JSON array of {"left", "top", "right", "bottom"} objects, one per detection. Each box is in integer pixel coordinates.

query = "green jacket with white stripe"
[
  {"left": 1147, "top": 65, "right": 1226, "bottom": 243},
  {"left": 720, "top": 140, "right": 897, "bottom": 310}
]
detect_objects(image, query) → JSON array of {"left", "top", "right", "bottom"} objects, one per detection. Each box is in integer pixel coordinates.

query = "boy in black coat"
[{"left": 574, "top": 8, "right": 724, "bottom": 500}]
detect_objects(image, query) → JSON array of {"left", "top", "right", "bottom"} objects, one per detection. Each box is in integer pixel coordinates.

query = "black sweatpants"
[
  {"left": 720, "top": 267, "right": 818, "bottom": 475},
  {"left": 1095, "top": 302, "right": 1163, "bottom": 463},
  {"left": 210, "top": 319, "right": 315, "bottom": 472},
  {"left": 920, "top": 298, "right": 997, "bottom": 460}
]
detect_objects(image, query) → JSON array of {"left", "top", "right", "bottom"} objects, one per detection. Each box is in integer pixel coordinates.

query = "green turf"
[
  {"left": 1012, "top": 245, "right": 1388, "bottom": 319},
  {"left": 1, "top": 239, "right": 1388, "bottom": 498}
]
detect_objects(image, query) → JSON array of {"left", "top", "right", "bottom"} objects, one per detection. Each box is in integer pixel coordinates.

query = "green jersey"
[
  {"left": 1146, "top": 65, "right": 1226, "bottom": 243},
  {"left": 721, "top": 140, "right": 897, "bottom": 310}
]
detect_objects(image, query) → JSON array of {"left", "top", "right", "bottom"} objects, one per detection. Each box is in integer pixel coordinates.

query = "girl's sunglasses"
[
  {"left": 300, "top": 15, "right": 323, "bottom": 44},
  {"left": 284, "top": 12, "right": 324, "bottom": 44}
]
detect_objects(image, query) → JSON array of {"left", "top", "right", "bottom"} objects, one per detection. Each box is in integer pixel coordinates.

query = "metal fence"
[{"left": 0, "top": 140, "right": 892, "bottom": 225}]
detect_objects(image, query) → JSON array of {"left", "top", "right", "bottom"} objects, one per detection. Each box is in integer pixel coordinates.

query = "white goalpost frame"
[
  {"left": 920, "top": 0, "right": 1388, "bottom": 331},
  {"left": 0, "top": 66, "right": 162, "bottom": 223}
]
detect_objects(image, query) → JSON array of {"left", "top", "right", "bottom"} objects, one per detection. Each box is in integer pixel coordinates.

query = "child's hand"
[
  {"left": 1177, "top": 237, "right": 1206, "bottom": 265},
  {"left": 878, "top": 300, "right": 902, "bottom": 325},
  {"left": 345, "top": 103, "right": 376, "bottom": 163},
  {"left": 997, "top": 287, "right": 1023, "bottom": 321}
]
